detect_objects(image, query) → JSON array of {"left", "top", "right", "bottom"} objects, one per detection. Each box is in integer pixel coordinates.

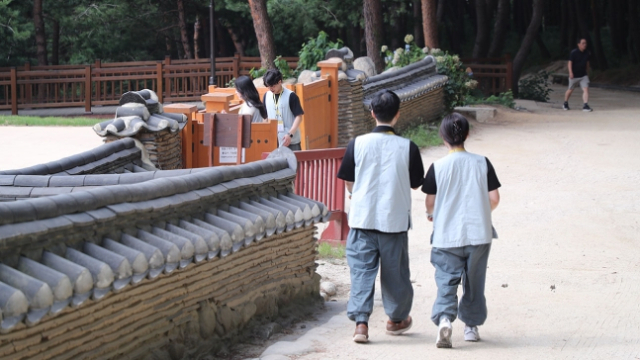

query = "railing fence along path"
[
  {"left": 0, "top": 55, "right": 298, "bottom": 115},
  {"left": 461, "top": 55, "right": 513, "bottom": 96}
]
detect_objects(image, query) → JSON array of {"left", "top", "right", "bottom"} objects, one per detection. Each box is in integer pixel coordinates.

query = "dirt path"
[{"left": 259, "top": 84, "right": 640, "bottom": 359}]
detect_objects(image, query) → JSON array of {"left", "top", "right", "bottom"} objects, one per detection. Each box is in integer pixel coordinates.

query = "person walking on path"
[
  {"left": 422, "top": 113, "right": 501, "bottom": 348},
  {"left": 563, "top": 38, "right": 593, "bottom": 112},
  {"left": 262, "top": 69, "right": 305, "bottom": 150},
  {"left": 337, "top": 90, "right": 424, "bottom": 344}
]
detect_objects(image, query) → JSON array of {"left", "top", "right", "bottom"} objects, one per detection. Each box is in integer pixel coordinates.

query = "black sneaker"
[
  {"left": 583, "top": 103, "right": 593, "bottom": 112},
  {"left": 563, "top": 102, "right": 570, "bottom": 111}
]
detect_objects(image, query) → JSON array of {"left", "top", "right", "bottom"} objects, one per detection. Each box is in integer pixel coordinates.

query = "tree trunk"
[
  {"left": 363, "top": 0, "right": 385, "bottom": 73},
  {"left": 413, "top": 0, "right": 424, "bottom": 48},
  {"left": 51, "top": 18, "right": 59, "bottom": 65},
  {"left": 194, "top": 16, "right": 201, "bottom": 59},
  {"left": 248, "top": 0, "right": 276, "bottom": 69},
  {"left": 33, "top": 0, "right": 47, "bottom": 65},
  {"left": 350, "top": 25, "right": 361, "bottom": 58},
  {"left": 629, "top": 0, "right": 640, "bottom": 63},
  {"left": 488, "top": 0, "right": 510, "bottom": 57},
  {"left": 226, "top": 26, "right": 245, "bottom": 56},
  {"left": 572, "top": 0, "right": 598, "bottom": 69},
  {"left": 436, "top": 0, "right": 445, "bottom": 23},
  {"left": 472, "top": 0, "right": 490, "bottom": 58},
  {"left": 177, "top": 0, "right": 192, "bottom": 59},
  {"left": 512, "top": 0, "right": 544, "bottom": 95},
  {"left": 591, "top": 0, "right": 608, "bottom": 70},
  {"left": 560, "top": 0, "right": 569, "bottom": 52},
  {"left": 422, "top": 0, "right": 439, "bottom": 49},
  {"left": 608, "top": 0, "right": 627, "bottom": 55}
]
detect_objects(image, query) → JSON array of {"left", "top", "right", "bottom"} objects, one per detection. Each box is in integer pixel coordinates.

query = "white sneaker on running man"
[
  {"left": 436, "top": 317, "right": 452, "bottom": 348},
  {"left": 464, "top": 325, "right": 480, "bottom": 342}
]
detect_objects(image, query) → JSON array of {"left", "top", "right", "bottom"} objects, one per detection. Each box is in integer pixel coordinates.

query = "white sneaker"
[
  {"left": 436, "top": 317, "right": 452, "bottom": 348},
  {"left": 464, "top": 325, "right": 480, "bottom": 341}
]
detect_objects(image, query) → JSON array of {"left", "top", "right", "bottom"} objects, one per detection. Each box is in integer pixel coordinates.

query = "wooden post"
[
  {"left": 24, "top": 63, "right": 31, "bottom": 105},
  {"left": 84, "top": 65, "right": 92, "bottom": 113},
  {"left": 164, "top": 104, "right": 197, "bottom": 169},
  {"left": 506, "top": 59, "right": 513, "bottom": 91},
  {"left": 156, "top": 61, "right": 163, "bottom": 103},
  {"left": 318, "top": 58, "right": 341, "bottom": 148},
  {"left": 94, "top": 59, "right": 101, "bottom": 102},
  {"left": 232, "top": 54, "right": 240, "bottom": 80},
  {"left": 10, "top": 67, "right": 17, "bottom": 115},
  {"left": 201, "top": 92, "right": 232, "bottom": 113},
  {"left": 203, "top": 113, "right": 216, "bottom": 167},
  {"left": 236, "top": 114, "right": 243, "bottom": 164},
  {"left": 295, "top": 82, "right": 307, "bottom": 150}
]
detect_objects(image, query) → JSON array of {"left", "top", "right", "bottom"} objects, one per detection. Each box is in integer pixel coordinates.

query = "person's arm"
[
  {"left": 337, "top": 139, "right": 356, "bottom": 196},
  {"left": 408, "top": 142, "right": 425, "bottom": 190},
  {"left": 282, "top": 115, "right": 302, "bottom": 147},
  {"left": 568, "top": 60, "right": 574, "bottom": 79},
  {"left": 425, "top": 195, "right": 436, "bottom": 222},
  {"left": 489, "top": 189, "right": 500, "bottom": 211},
  {"left": 346, "top": 181, "right": 354, "bottom": 195}
]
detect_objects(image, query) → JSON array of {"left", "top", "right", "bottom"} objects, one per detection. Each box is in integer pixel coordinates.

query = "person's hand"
[
  {"left": 427, "top": 213, "right": 433, "bottom": 222},
  {"left": 569, "top": 73, "right": 574, "bottom": 80},
  {"left": 281, "top": 134, "right": 292, "bottom": 147}
]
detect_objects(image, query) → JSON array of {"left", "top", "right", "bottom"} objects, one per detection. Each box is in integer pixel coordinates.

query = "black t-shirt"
[
  {"left": 263, "top": 92, "right": 305, "bottom": 117},
  {"left": 569, "top": 49, "right": 590, "bottom": 78},
  {"left": 421, "top": 157, "right": 501, "bottom": 195},
  {"left": 337, "top": 126, "right": 424, "bottom": 188}
]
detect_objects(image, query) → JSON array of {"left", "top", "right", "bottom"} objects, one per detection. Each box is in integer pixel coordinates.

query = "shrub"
[
  {"left": 465, "top": 90, "right": 516, "bottom": 108},
  {"left": 381, "top": 34, "right": 426, "bottom": 69},
  {"left": 297, "top": 31, "right": 343, "bottom": 72},
  {"left": 432, "top": 49, "right": 478, "bottom": 112},
  {"left": 402, "top": 123, "right": 442, "bottom": 148},
  {"left": 249, "top": 56, "right": 295, "bottom": 80},
  {"left": 517, "top": 71, "right": 553, "bottom": 102}
]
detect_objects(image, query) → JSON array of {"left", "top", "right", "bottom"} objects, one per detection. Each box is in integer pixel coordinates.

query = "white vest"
[
  {"left": 348, "top": 132, "right": 412, "bottom": 233},
  {"left": 432, "top": 151, "right": 493, "bottom": 248},
  {"left": 265, "top": 87, "right": 300, "bottom": 145}
]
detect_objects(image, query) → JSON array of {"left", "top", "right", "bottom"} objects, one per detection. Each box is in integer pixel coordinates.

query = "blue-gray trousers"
[
  {"left": 346, "top": 228, "right": 413, "bottom": 323},
  {"left": 430, "top": 243, "right": 491, "bottom": 327}
]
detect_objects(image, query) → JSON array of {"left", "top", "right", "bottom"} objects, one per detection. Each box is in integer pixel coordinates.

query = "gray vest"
[
  {"left": 265, "top": 87, "right": 301, "bottom": 145},
  {"left": 348, "top": 132, "right": 412, "bottom": 233},
  {"left": 431, "top": 151, "right": 493, "bottom": 248}
]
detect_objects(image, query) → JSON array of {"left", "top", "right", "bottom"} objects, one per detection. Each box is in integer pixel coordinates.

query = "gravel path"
[{"left": 259, "top": 84, "right": 640, "bottom": 360}]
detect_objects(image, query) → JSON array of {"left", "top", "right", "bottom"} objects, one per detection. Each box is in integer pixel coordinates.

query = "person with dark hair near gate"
[
  {"left": 337, "top": 90, "right": 424, "bottom": 344},
  {"left": 422, "top": 113, "right": 501, "bottom": 348},
  {"left": 563, "top": 38, "right": 593, "bottom": 112},
  {"left": 235, "top": 75, "right": 267, "bottom": 123},
  {"left": 262, "top": 69, "right": 304, "bottom": 150}
]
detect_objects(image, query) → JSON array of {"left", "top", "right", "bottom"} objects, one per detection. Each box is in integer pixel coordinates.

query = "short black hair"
[
  {"left": 370, "top": 90, "right": 400, "bottom": 123},
  {"left": 577, "top": 37, "right": 587, "bottom": 44},
  {"left": 263, "top": 69, "right": 283, "bottom": 87},
  {"left": 440, "top": 112, "right": 469, "bottom": 146}
]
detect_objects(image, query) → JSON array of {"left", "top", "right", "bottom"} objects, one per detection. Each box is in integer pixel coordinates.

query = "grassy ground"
[
  {"left": 317, "top": 243, "right": 346, "bottom": 259},
  {"left": 401, "top": 122, "right": 442, "bottom": 148},
  {"left": 0, "top": 115, "right": 103, "bottom": 126}
]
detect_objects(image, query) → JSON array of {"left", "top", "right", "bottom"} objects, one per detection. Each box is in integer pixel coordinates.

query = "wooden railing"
[
  {"left": 0, "top": 55, "right": 299, "bottom": 115},
  {"left": 462, "top": 55, "right": 513, "bottom": 96}
]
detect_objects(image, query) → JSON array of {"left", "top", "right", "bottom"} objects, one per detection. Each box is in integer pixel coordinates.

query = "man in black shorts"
[{"left": 563, "top": 38, "right": 593, "bottom": 112}]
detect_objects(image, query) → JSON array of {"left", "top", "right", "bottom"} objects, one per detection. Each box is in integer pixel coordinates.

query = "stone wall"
[{"left": 0, "top": 143, "right": 327, "bottom": 359}]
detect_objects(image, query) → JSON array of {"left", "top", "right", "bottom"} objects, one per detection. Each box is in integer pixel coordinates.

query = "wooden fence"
[
  {"left": 0, "top": 55, "right": 298, "bottom": 115},
  {"left": 462, "top": 55, "right": 513, "bottom": 96}
]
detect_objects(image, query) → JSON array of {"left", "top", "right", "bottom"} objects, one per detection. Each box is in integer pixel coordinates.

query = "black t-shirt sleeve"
[
  {"left": 409, "top": 141, "right": 425, "bottom": 188},
  {"left": 421, "top": 164, "right": 437, "bottom": 194},
  {"left": 337, "top": 139, "right": 356, "bottom": 182},
  {"left": 288, "top": 92, "right": 304, "bottom": 117},
  {"left": 486, "top": 157, "right": 501, "bottom": 191}
]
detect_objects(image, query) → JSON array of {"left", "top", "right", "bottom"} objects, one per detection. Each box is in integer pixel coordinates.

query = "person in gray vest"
[
  {"left": 422, "top": 113, "right": 501, "bottom": 348},
  {"left": 262, "top": 69, "right": 305, "bottom": 150},
  {"left": 337, "top": 90, "right": 424, "bottom": 343}
]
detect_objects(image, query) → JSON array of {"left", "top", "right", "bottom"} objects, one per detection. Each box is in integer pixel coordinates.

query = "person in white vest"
[
  {"left": 422, "top": 113, "right": 501, "bottom": 348},
  {"left": 262, "top": 69, "right": 305, "bottom": 150},
  {"left": 235, "top": 75, "right": 267, "bottom": 123},
  {"left": 337, "top": 90, "right": 424, "bottom": 343}
]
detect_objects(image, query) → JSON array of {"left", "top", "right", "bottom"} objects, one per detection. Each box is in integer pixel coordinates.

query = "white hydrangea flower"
[
  {"left": 381, "top": 45, "right": 388, "bottom": 53},
  {"left": 404, "top": 34, "right": 414, "bottom": 44},
  {"left": 422, "top": 46, "right": 430, "bottom": 54},
  {"left": 395, "top": 48, "right": 404, "bottom": 55},
  {"left": 430, "top": 48, "right": 442, "bottom": 55},
  {"left": 435, "top": 56, "right": 445, "bottom": 63},
  {"left": 452, "top": 55, "right": 460, "bottom": 63}
]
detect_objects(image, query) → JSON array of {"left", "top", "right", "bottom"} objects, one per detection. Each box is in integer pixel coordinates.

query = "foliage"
[
  {"left": 317, "top": 242, "right": 345, "bottom": 259},
  {"left": 517, "top": 71, "right": 553, "bottom": 102},
  {"left": 225, "top": 77, "right": 236, "bottom": 88},
  {"left": 249, "top": 55, "right": 295, "bottom": 80},
  {"left": 0, "top": 115, "right": 102, "bottom": 126},
  {"left": 297, "top": 31, "right": 342, "bottom": 72},
  {"left": 381, "top": 34, "right": 426, "bottom": 69},
  {"left": 465, "top": 90, "right": 516, "bottom": 108},
  {"left": 402, "top": 123, "right": 442, "bottom": 149},
  {"left": 432, "top": 49, "right": 478, "bottom": 112}
]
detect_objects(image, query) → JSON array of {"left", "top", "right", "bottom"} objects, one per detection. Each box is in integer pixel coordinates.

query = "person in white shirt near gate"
[{"left": 262, "top": 69, "right": 305, "bottom": 151}]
